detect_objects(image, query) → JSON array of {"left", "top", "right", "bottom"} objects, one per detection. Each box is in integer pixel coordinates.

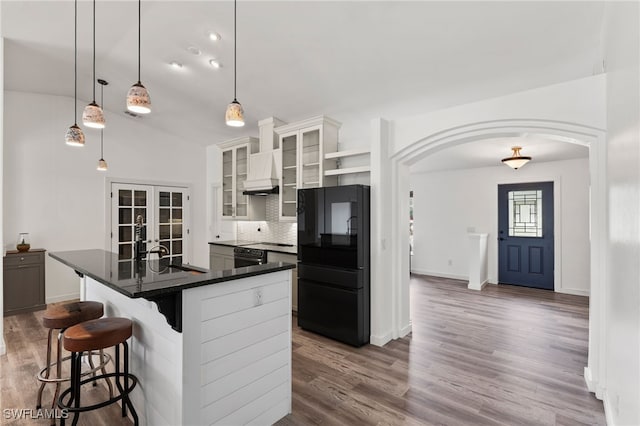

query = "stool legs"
[
  {"left": 58, "top": 344, "right": 138, "bottom": 426},
  {"left": 36, "top": 328, "right": 54, "bottom": 409}
]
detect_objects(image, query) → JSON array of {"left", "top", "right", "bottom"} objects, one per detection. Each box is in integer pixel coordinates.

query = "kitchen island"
[{"left": 50, "top": 249, "right": 295, "bottom": 426}]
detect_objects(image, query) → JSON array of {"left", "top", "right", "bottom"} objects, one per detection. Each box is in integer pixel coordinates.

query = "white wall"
[
  {"left": 603, "top": 2, "right": 640, "bottom": 425},
  {"left": 3, "top": 91, "right": 207, "bottom": 303},
  {"left": 0, "top": 37, "right": 5, "bottom": 355},
  {"left": 410, "top": 157, "right": 590, "bottom": 296}
]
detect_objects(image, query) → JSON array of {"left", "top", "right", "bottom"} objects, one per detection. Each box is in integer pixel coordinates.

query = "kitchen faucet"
[{"left": 134, "top": 215, "right": 169, "bottom": 261}]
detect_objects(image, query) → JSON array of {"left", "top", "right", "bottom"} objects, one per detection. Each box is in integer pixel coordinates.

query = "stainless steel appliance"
[
  {"left": 233, "top": 247, "right": 267, "bottom": 268},
  {"left": 297, "top": 184, "right": 370, "bottom": 347}
]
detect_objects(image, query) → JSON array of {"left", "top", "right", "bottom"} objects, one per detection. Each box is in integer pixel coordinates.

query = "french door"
[{"left": 111, "top": 183, "right": 190, "bottom": 264}]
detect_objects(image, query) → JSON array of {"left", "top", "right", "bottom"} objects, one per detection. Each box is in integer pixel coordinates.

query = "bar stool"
[
  {"left": 36, "top": 301, "right": 112, "bottom": 419},
  {"left": 58, "top": 317, "right": 138, "bottom": 426}
]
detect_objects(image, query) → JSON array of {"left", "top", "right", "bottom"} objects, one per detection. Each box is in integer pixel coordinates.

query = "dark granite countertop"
[
  {"left": 208, "top": 240, "right": 259, "bottom": 248},
  {"left": 209, "top": 241, "right": 297, "bottom": 255},
  {"left": 50, "top": 249, "right": 296, "bottom": 300}
]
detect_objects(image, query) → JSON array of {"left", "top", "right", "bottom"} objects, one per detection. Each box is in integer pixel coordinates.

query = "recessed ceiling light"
[
  {"left": 187, "top": 46, "right": 201, "bottom": 56},
  {"left": 170, "top": 61, "right": 183, "bottom": 69},
  {"left": 209, "top": 59, "right": 222, "bottom": 69},
  {"left": 208, "top": 32, "right": 221, "bottom": 41}
]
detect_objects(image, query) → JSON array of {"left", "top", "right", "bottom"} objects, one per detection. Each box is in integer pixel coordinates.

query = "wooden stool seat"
[
  {"left": 37, "top": 300, "right": 110, "bottom": 420},
  {"left": 58, "top": 317, "right": 138, "bottom": 426},
  {"left": 63, "top": 318, "right": 133, "bottom": 353},
  {"left": 42, "top": 301, "right": 104, "bottom": 329}
]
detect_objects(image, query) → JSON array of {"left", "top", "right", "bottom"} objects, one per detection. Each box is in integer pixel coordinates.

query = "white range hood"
[{"left": 242, "top": 117, "right": 285, "bottom": 196}]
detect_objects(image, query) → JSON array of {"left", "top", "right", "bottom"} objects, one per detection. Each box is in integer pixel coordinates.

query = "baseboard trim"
[
  {"left": 468, "top": 279, "right": 488, "bottom": 291},
  {"left": 0, "top": 337, "right": 6, "bottom": 356},
  {"left": 584, "top": 366, "right": 595, "bottom": 393},
  {"left": 370, "top": 331, "right": 393, "bottom": 347},
  {"left": 46, "top": 292, "right": 80, "bottom": 304},
  {"left": 399, "top": 322, "right": 412, "bottom": 338},
  {"left": 410, "top": 269, "right": 467, "bottom": 281},
  {"left": 603, "top": 390, "right": 616, "bottom": 426},
  {"left": 556, "top": 288, "right": 590, "bottom": 297}
]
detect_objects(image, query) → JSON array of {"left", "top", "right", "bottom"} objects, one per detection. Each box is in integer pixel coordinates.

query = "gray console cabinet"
[{"left": 3, "top": 249, "right": 46, "bottom": 316}]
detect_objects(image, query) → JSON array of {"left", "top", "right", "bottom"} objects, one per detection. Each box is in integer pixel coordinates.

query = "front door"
[{"left": 498, "top": 182, "right": 554, "bottom": 290}]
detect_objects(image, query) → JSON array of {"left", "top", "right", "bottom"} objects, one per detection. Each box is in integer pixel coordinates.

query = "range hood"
[
  {"left": 242, "top": 151, "right": 279, "bottom": 195},
  {"left": 242, "top": 117, "right": 285, "bottom": 196}
]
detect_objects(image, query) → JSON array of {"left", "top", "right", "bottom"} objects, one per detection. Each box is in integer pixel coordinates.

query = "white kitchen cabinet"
[
  {"left": 267, "top": 251, "right": 298, "bottom": 311},
  {"left": 210, "top": 244, "right": 235, "bottom": 271},
  {"left": 275, "top": 116, "right": 340, "bottom": 221},
  {"left": 218, "top": 137, "right": 266, "bottom": 221}
]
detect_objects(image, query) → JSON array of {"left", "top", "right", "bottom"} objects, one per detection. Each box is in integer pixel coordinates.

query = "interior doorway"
[{"left": 498, "top": 181, "right": 554, "bottom": 290}]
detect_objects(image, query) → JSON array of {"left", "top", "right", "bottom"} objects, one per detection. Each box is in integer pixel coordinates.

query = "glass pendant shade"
[
  {"left": 97, "top": 158, "right": 108, "bottom": 171},
  {"left": 126, "top": 82, "right": 151, "bottom": 114},
  {"left": 82, "top": 102, "right": 105, "bottom": 128},
  {"left": 65, "top": 124, "right": 85, "bottom": 147},
  {"left": 225, "top": 99, "right": 245, "bottom": 127},
  {"left": 501, "top": 146, "right": 532, "bottom": 170}
]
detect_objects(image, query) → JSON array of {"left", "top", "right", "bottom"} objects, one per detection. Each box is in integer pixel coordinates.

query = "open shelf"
[
  {"left": 325, "top": 166, "right": 371, "bottom": 176},
  {"left": 324, "top": 148, "right": 370, "bottom": 159},
  {"left": 283, "top": 165, "right": 297, "bottom": 170}
]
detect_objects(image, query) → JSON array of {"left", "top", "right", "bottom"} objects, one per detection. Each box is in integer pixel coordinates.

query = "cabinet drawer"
[
  {"left": 4, "top": 252, "right": 44, "bottom": 267},
  {"left": 209, "top": 245, "right": 234, "bottom": 257}
]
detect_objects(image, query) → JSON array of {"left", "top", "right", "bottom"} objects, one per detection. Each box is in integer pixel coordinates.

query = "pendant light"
[
  {"left": 65, "top": 0, "right": 85, "bottom": 146},
  {"left": 97, "top": 79, "right": 108, "bottom": 171},
  {"left": 126, "top": 0, "right": 151, "bottom": 114},
  {"left": 82, "top": 0, "right": 105, "bottom": 129},
  {"left": 225, "top": 0, "right": 245, "bottom": 127},
  {"left": 501, "top": 146, "right": 532, "bottom": 170}
]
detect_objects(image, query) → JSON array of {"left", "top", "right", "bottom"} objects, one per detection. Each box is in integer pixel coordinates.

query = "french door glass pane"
[
  {"left": 134, "top": 191, "right": 147, "bottom": 206},
  {"left": 159, "top": 191, "right": 170, "bottom": 207},
  {"left": 119, "top": 190, "right": 132, "bottom": 206}
]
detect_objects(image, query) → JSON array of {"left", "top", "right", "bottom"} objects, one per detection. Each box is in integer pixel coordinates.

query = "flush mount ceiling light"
[
  {"left": 209, "top": 59, "right": 221, "bottom": 69},
  {"left": 169, "top": 61, "right": 183, "bottom": 69},
  {"left": 225, "top": 0, "right": 245, "bottom": 127},
  {"left": 126, "top": 0, "right": 151, "bottom": 114},
  {"left": 208, "top": 32, "right": 221, "bottom": 41},
  {"left": 97, "top": 79, "right": 109, "bottom": 171},
  {"left": 82, "top": 0, "right": 105, "bottom": 129},
  {"left": 65, "top": 0, "right": 85, "bottom": 147},
  {"left": 501, "top": 146, "right": 532, "bottom": 170}
]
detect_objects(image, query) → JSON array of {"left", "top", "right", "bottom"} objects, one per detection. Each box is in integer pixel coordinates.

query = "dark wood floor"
[{"left": 1, "top": 275, "right": 604, "bottom": 425}]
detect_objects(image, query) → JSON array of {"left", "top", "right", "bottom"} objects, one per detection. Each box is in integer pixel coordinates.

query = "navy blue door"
[{"left": 498, "top": 182, "right": 554, "bottom": 290}]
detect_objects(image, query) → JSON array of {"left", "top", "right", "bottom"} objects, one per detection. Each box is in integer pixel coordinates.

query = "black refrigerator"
[{"left": 297, "top": 184, "right": 370, "bottom": 347}]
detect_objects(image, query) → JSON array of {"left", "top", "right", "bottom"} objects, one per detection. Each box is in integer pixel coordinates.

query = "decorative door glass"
[
  {"left": 157, "top": 188, "right": 187, "bottom": 264},
  {"left": 508, "top": 190, "right": 543, "bottom": 237},
  {"left": 235, "top": 146, "right": 248, "bottom": 217},
  {"left": 281, "top": 134, "right": 298, "bottom": 218},
  {"left": 222, "top": 150, "right": 233, "bottom": 217},
  {"left": 300, "top": 127, "right": 320, "bottom": 189},
  {"left": 113, "top": 184, "right": 150, "bottom": 261}
]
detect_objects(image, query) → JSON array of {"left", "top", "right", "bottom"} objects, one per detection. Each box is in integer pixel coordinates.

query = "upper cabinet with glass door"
[
  {"left": 217, "top": 137, "right": 266, "bottom": 221},
  {"left": 275, "top": 116, "right": 340, "bottom": 221}
]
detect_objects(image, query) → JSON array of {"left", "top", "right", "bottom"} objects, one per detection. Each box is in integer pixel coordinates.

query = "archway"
[{"left": 371, "top": 117, "right": 606, "bottom": 399}]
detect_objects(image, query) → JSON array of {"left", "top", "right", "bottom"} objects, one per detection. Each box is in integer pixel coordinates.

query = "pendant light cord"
[
  {"left": 100, "top": 83, "right": 104, "bottom": 157},
  {"left": 233, "top": 0, "right": 237, "bottom": 100},
  {"left": 138, "top": 0, "right": 141, "bottom": 82},
  {"left": 74, "top": 0, "right": 78, "bottom": 122},
  {"left": 92, "top": 0, "right": 96, "bottom": 102}
]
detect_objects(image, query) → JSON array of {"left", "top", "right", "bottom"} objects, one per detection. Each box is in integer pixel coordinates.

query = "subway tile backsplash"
[{"left": 236, "top": 195, "right": 297, "bottom": 244}]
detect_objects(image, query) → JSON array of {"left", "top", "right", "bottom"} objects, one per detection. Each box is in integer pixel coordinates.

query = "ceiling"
[
  {"left": 2, "top": 1, "right": 606, "bottom": 151},
  {"left": 408, "top": 134, "right": 589, "bottom": 174}
]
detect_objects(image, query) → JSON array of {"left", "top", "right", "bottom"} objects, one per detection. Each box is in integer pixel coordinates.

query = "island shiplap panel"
[
  {"left": 182, "top": 270, "right": 292, "bottom": 426},
  {"left": 84, "top": 277, "right": 184, "bottom": 426}
]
